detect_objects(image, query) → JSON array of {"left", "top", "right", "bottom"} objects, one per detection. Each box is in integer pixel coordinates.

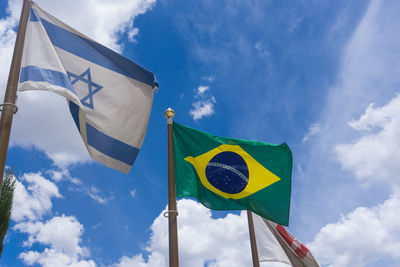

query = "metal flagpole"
[
  {"left": 0, "top": 0, "right": 31, "bottom": 195},
  {"left": 247, "top": 210, "right": 260, "bottom": 267},
  {"left": 164, "top": 108, "right": 179, "bottom": 267}
]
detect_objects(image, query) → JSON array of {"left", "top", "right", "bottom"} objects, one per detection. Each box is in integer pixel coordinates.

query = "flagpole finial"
[{"left": 164, "top": 107, "right": 175, "bottom": 120}]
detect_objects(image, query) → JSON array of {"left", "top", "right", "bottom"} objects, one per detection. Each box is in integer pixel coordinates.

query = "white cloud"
[
  {"left": 11, "top": 171, "right": 97, "bottom": 266},
  {"left": 115, "top": 253, "right": 165, "bottom": 267},
  {"left": 302, "top": 123, "right": 321, "bottom": 142},
  {"left": 48, "top": 169, "right": 68, "bottom": 182},
  {"left": 335, "top": 94, "right": 400, "bottom": 186},
  {"left": 189, "top": 85, "right": 216, "bottom": 120},
  {"left": 19, "top": 249, "right": 96, "bottom": 267},
  {"left": 190, "top": 98, "right": 216, "bottom": 120},
  {"left": 0, "top": 0, "right": 157, "bottom": 169},
  {"left": 12, "top": 172, "right": 62, "bottom": 222},
  {"left": 309, "top": 193, "right": 400, "bottom": 267},
  {"left": 15, "top": 215, "right": 86, "bottom": 255},
  {"left": 197, "top": 85, "right": 209, "bottom": 95},
  {"left": 15, "top": 215, "right": 95, "bottom": 267},
  {"left": 114, "top": 199, "right": 253, "bottom": 267}
]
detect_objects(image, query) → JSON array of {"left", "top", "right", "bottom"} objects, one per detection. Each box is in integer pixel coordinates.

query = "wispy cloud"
[
  {"left": 302, "top": 123, "right": 321, "bottom": 142},
  {"left": 305, "top": 1, "right": 400, "bottom": 266},
  {"left": 47, "top": 168, "right": 110, "bottom": 203},
  {"left": 87, "top": 186, "right": 112, "bottom": 204},
  {"left": 201, "top": 76, "right": 215, "bottom": 82},
  {"left": 92, "top": 222, "right": 103, "bottom": 230},
  {"left": 68, "top": 185, "right": 112, "bottom": 204},
  {"left": 254, "top": 41, "right": 270, "bottom": 60}
]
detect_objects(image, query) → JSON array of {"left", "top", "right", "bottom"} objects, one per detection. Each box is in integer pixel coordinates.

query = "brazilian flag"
[{"left": 173, "top": 122, "right": 292, "bottom": 226}]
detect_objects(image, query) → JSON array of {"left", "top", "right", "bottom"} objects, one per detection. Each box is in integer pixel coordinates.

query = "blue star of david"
[{"left": 67, "top": 68, "right": 103, "bottom": 109}]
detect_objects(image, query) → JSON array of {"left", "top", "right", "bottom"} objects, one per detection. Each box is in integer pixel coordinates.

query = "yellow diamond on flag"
[{"left": 185, "top": 144, "right": 281, "bottom": 199}]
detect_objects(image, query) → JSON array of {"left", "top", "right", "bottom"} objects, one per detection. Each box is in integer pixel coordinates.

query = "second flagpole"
[{"left": 165, "top": 108, "right": 179, "bottom": 267}]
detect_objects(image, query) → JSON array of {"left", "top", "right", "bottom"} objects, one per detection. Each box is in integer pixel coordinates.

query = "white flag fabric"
[
  {"left": 254, "top": 213, "right": 292, "bottom": 266},
  {"left": 18, "top": 2, "right": 157, "bottom": 173},
  {"left": 254, "top": 213, "right": 320, "bottom": 267}
]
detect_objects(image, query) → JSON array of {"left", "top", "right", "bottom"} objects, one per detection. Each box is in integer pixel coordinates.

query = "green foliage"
[{"left": 0, "top": 170, "right": 16, "bottom": 258}]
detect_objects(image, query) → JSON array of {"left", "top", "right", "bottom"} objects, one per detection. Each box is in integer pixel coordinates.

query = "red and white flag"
[{"left": 253, "top": 213, "right": 319, "bottom": 267}]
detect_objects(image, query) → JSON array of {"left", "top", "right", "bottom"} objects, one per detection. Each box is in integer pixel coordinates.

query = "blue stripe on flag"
[
  {"left": 69, "top": 101, "right": 139, "bottom": 166},
  {"left": 68, "top": 101, "right": 139, "bottom": 166},
  {"left": 86, "top": 123, "right": 139, "bottom": 166},
  {"left": 33, "top": 10, "right": 156, "bottom": 88},
  {"left": 19, "top": 65, "right": 77, "bottom": 94},
  {"left": 30, "top": 7, "right": 40, "bottom": 21},
  {"left": 68, "top": 101, "right": 81, "bottom": 132}
]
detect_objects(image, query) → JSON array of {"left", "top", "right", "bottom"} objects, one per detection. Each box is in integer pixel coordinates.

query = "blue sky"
[{"left": 1, "top": 0, "right": 400, "bottom": 266}]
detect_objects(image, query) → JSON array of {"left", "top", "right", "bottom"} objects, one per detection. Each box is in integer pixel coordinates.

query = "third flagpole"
[
  {"left": 165, "top": 108, "right": 179, "bottom": 267},
  {"left": 247, "top": 210, "right": 260, "bottom": 267}
]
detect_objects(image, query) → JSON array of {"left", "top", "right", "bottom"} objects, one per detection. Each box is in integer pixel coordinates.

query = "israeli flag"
[{"left": 18, "top": 3, "right": 157, "bottom": 173}]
